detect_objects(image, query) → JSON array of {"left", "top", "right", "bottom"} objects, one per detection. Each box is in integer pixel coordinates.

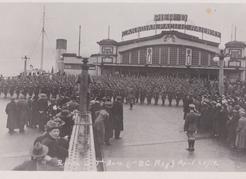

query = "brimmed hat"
[
  {"left": 104, "top": 101, "right": 113, "bottom": 108},
  {"left": 239, "top": 109, "right": 246, "bottom": 116},
  {"left": 46, "top": 120, "right": 60, "bottom": 131},
  {"left": 216, "top": 103, "right": 222, "bottom": 107},
  {"left": 52, "top": 117, "right": 65, "bottom": 127},
  {"left": 189, "top": 104, "right": 195, "bottom": 108},
  {"left": 98, "top": 109, "right": 109, "bottom": 118},
  {"left": 31, "top": 142, "right": 48, "bottom": 158},
  {"left": 39, "top": 93, "right": 47, "bottom": 99}
]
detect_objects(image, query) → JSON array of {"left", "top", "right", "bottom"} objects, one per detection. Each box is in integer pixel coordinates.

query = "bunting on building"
[{"left": 146, "top": 47, "right": 153, "bottom": 64}]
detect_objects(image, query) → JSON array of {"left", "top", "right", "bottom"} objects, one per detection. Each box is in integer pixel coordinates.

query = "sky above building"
[{"left": 0, "top": 2, "right": 246, "bottom": 76}]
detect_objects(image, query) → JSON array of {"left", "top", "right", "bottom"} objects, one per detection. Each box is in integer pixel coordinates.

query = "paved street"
[
  {"left": 1, "top": 97, "right": 246, "bottom": 171},
  {"left": 0, "top": 98, "right": 40, "bottom": 170},
  {"left": 103, "top": 103, "right": 246, "bottom": 171}
]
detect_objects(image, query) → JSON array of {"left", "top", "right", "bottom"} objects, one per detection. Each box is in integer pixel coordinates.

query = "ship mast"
[
  {"left": 40, "top": 5, "right": 45, "bottom": 70},
  {"left": 78, "top": 25, "right": 81, "bottom": 56}
]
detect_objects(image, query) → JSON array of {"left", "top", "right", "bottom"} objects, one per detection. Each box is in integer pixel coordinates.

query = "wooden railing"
[{"left": 64, "top": 111, "right": 97, "bottom": 171}]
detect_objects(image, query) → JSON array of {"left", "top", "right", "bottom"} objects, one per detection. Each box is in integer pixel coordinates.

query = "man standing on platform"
[{"left": 112, "top": 96, "right": 124, "bottom": 139}]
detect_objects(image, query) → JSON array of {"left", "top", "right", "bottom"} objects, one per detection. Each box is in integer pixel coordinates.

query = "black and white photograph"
[{"left": 1, "top": 1, "right": 246, "bottom": 176}]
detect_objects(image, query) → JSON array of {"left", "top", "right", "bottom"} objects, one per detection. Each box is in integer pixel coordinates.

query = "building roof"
[
  {"left": 225, "top": 41, "right": 246, "bottom": 48},
  {"left": 97, "top": 39, "right": 118, "bottom": 46},
  {"left": 117, "top": 30, "right": 219, "bottom": 47}
]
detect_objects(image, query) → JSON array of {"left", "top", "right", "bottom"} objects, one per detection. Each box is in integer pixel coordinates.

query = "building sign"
[
  {"left": 102, "top": 46, "right": 113, "bottom": 55},
  {"left": 122, "top": 23, "right": 221, "bottom": 38},
  {"left": 102, "top": 57, "right": 113, "bottom": 63},
  {"left": 146, "top": 47, "right": 153, "bottom": 64},
  {"left": 185, "top": 48, "right": 192, "bottom": 66},
  {"left": 64, "top": 64, "right": 81, "bottom": 70},
  {"left": 154, "top": 14, "right": 188, "bottom": 22},
  {"left": 228, "top": 60, "right": 241, "bottom": 68}
]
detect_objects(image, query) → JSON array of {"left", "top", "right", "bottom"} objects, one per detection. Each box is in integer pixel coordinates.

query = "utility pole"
[
  {"left": 78, "top": 25, "right": 81, "bottom": 56},
  {"left": 40, "top": 5, "right": 46, "bottom": 70},
  {"left": 108, "top": 25, "right": 110, "bottom": 39},
  {"left": 22, "top": 56, "right": 30, "bottom": 75}
]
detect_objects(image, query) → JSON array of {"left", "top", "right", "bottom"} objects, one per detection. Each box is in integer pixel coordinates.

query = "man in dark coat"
[
  {"left": 112, "top": 96, "right": 124, "bottom": 139},
  {"left": 183, "top": 95, "right": 193, "bottom": 120},
  {"left": 184, "top": 104, "right": 200, "bottom": 152},
  {"left": 5, "top": 98, "right": 18, "bottom": 134},
  {"left": 37, "top": 93, "right": 48, "bottom": 132},
  {"left": 16, "top": 95, "right": 28, "bottom": 133},
  {"left": 103, "top": 99, "right": 114, "bottom": 145},
  {"left": 13, "top": 142, "right": 63, "bottom": 171},
  {"left": 56, "top": 109, "right": 74, "bottom": 138}
]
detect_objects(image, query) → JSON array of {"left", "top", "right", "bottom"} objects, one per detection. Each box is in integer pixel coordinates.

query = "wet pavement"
[
  {"left": 1, "top": 97, "right": 246, "bottom": 171},
  {"left": 103, "top": 103, "right": 246, "bottom": 171}
]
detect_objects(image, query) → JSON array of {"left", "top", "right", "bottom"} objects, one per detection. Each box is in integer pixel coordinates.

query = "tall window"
[
  {"left": 192, "top": 49, "right": 199, "bottom": 66},
  {"left": 160, "top": 46, "right": 168, "bottom": 65},
  {"left": 122, "top": 52, "right": 129, "bottom": 64},
  {"left": 152, "top": 47, "right": 160, "bottom": 65},
  {"left": 170, "top": 47, "right": 177, "bottom": 65},
  {"left": 230, "top": 49, "right": 242, "bottom": 58},
  {"left": 131, "top": 50, "right": 138, "bottom": 64}
]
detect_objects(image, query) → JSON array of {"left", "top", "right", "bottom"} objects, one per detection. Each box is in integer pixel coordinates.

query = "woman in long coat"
[
  {"left": 16, "top": 95, "right": 28, "bottom": 133},
  {"left": 227, "top": 109, "right": 240, "bottom": 149},
  {"left": 93, "top": 109, "right": 109, "bottom": 159},
  {"left": 112, "top": 96, "right": 124, "bottom": 139},
  {"left": 235, "top": 110, "right": 246, "bottom": 151},
  {"left": 5, "top": 98, "right": 18, "bottom": 134}
]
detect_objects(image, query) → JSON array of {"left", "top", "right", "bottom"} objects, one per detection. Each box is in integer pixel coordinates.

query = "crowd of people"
[
  {"left": 2, "top": 71, "right": 246, "bottom": 170},
  {"left": 1, "top": 73, "right": 123, "bottom": 171}
]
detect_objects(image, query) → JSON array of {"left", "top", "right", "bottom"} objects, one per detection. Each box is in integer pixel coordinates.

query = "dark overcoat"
[
  {"left": 16, "top": 99, "right": 28, "bottom": 129},
  {"left": 5, "top": 101, "right": 18, "bottom": 130},
  {"left": 112, "top": 101, "right": 124, "bottom": 131},
  {"left": 35, "top": 133, "right": 68, "bottom": 162}
]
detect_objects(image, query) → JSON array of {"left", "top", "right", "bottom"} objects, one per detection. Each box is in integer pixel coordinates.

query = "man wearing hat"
[
  {"left": 13, "top": 142, "right": 63, "bottom": 171},
  {"left": 37, "top": 93, "right": 48, "bottom": 132},
  {"left": 112, "top": 96, "right": 124, "bottom": 139},
  {"left": 184, "top": 104, "right": 200, "bottom": 152},
  {"left": 5, "top": 97, "right": 18, "bottom": 134},
  {"left": 103, "top": 99, "right": 114, "bottom": 145},
  {"left": 235, "top": 109, "right": 246, "bottom": 151},
  {"left": 56, "top": 109, "right": 73, "bottom": 138}
]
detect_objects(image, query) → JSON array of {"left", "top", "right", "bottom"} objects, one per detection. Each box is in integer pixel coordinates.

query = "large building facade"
[
  {"left": 56, "top": 13, "right": 246, "bottom": 81},
  {"left": 93, "top": 31, "right": 246, "bottom": 81},
  {"left": 95, "top": 30, "right": 221, "bottom": 79}
]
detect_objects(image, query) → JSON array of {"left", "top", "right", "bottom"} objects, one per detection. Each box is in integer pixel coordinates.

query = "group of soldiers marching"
[
  {"left": 90, "top": 75, "right": 214, "bottom": 107},
  {"left": 0, "top": 73, "right": 77, "bottom": 100}
]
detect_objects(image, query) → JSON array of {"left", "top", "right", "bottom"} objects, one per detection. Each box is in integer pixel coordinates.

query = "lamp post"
[
  {"left": 185, "top": 54, "right": 191, "bottom": 79},
  {"left": 77, "top": 56, "right": 89, "bottom": 115},
  {"left": 213, "top": 49, "right": 230, "bottom": 96}
]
